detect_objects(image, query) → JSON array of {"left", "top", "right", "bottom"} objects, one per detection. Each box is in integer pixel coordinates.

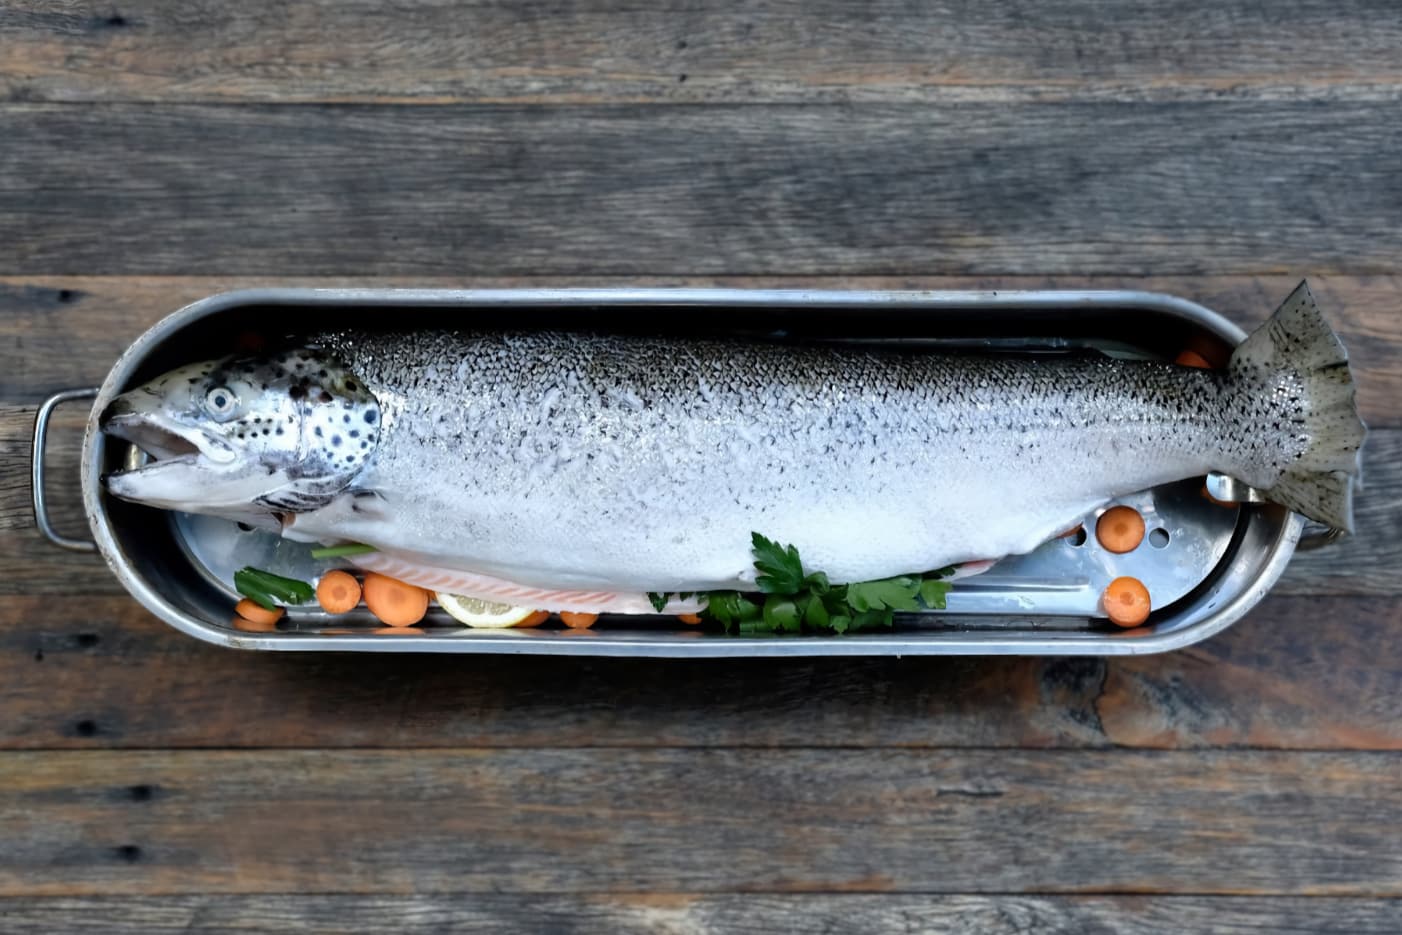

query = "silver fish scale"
[
  {"left": 308, "top": 330, "right": 1278, "bottom": 592},
  {"left": 298, "top": 329, "right": 1289, "bottom": 591}
]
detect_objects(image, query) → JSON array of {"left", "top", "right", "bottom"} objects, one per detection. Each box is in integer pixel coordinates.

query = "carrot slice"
[
  {"left": 231, "top": 614, "right": 279, "bottom": 633},
  {"left": 516, "top": 610, "right": 551, "bottom": 628},
  {"left": 677, "top": 613, "right": 703, "bottom": 625},
  {"left": 559, "top": 611, "right": 599, "bottom": 629},
  {"left": 234, "top": 599, "right": 284, "bottom": 626},
  {"left": 316, "top": 570, "right": 362, "bottom": 615},
  {"left": 1096, "top": 506, "right": 1145, "bottom": 554},
  {"left": 1103, "top": 577, "right": 1152, "bottom": 628},
  {"left": 362, "top": 573, "right": 429, "bottom": 627},
  {"left": 1180, "top": 332, "right": 1229, "bottom": 369},
  {"left": 1174, "top": 349, "right": 1215, "bottom": 369}
]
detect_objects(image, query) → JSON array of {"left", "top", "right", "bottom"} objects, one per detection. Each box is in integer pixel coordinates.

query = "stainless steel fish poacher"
[{"left": 34, "top": 287, "right": 1339, "bottom": 656}]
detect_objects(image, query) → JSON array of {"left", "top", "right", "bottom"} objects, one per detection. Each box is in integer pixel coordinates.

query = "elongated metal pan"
[{"left": 36, "top": 287, "right": 1326, "bottom": 656}]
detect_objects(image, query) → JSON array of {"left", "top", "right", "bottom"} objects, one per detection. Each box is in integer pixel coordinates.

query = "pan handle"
[
  {"left": 1297, "top": 523, "right": 1347, "bottom": 551},
  {"left": 1207, "top": 472, "right": 1346, "bottom": 551},
  {"left": 32, "top": 388, "right": 99, "bottom": 552}
]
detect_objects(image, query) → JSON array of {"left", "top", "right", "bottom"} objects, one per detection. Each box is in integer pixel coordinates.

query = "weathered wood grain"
[
  {"left": 3, "top": 104, "right": 1401, "bottom": 276},
  {"left": 1, "top": 894, "right": 1398, "bottom": 934},
  {"left": 1, "top": 593, "right": 1397, "bottom": 750},
  {"left": 5, "top": 0, "right": 1402, "bottom": 105},
  {"left": 0, "top": 748, "right": 1397, "bottom": 895},
  {"left": 2, "top": 0, "right": 1397, "bottom": 914},
  {"left": 1275, "top": 428, "right": 1402, "bottom": 596},
  {"left": 6, "top": 275, "right": 1401, "bottom": 425}
]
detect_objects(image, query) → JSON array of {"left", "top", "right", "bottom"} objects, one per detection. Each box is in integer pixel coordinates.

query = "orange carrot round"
[
  {"left": 516, "top": 610, "right": 551, "bottom": 628},
  {"left": 677, "top": 613, "right": 703, "bottom": 625},
  {"left": 1174, "top": 349, "right": 1214, "bottom": 369},
  {"left": 1181, "top": 332, "right": 1229, "bottom": 369},
  {"left": 231, "top": 614, "right": 279, "bottom": 633},
  {"left": 234, "top": 599, "right": 284, "bottom": 626},
  {"left": 316, "top": 570, "right": 362, "bottom": 615},
  {"left": 559, "top": 611, "right": 598, "bottom": 629},
  {"left": 362, "top": 573, "right": 429, "bottom": 627},
  {"left": 1096, "top": 506, "right": 1145, "bottom": 554},
  {"left": 1103, "top": 577, "right": 1151, "bottom": 628}
]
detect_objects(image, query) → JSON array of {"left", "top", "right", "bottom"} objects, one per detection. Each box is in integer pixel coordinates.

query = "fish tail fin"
[{"left": 1229, "top": 280, "right": 1366, "bottom": 532}]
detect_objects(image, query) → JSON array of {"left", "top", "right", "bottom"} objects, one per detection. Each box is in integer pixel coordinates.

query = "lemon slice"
[{"left": 435, "top": 592, "right": 538, "bottom": 628}]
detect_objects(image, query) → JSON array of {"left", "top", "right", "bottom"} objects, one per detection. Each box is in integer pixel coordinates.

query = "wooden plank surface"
[
  {"left": 0, "top": 749, "right": 1398, "bottom": 896},
  {"left": 5, "top": 0, "right": 1402, "bottom": 105},
  {"left": 1, "top": 894, "right": 1399, "bottom": 934},
  {"left": 3, "top": 104, "right": 1401, "bottom": 276},
  {"left": 0, "top": 594, "right": 1399, "bottom": 751},
  {"left": 5, "top": 0, "right": 1401, "bottom": 920}
]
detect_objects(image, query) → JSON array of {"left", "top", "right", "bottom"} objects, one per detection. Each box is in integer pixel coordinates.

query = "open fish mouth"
[{"left": 99, "top": 401, "right": 236, "bottom": 476}]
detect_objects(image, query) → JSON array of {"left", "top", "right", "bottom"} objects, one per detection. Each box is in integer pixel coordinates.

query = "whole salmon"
[{"left": 100, "top": 283, "right": 1364, "bottom": 613}]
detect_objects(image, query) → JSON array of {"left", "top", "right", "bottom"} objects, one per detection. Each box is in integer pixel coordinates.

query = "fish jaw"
[
  {"left": 100, "top": 405, "right": 269, "bottom": 514},
  {"left": 98, "top": 347, "right": 382, "bottom": 518},
  {"left": 100, "top": 401, "right": 238, "bottom": 465}
]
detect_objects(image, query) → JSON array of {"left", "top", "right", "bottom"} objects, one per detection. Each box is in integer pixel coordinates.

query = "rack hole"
[
  {"left": 1149, "top": 528, "right": 1170, "bottom": 549},
  {"left": 1066, "top": 527, "right": 1087, "bottom": 547}
]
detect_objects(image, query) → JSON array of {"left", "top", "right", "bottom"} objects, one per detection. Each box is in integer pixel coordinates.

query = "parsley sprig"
[{"left": 650, "top": 533, "right": 954, "bottom": 635}]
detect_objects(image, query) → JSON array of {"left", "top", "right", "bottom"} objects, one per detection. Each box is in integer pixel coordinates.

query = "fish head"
[{"left": 100, "top": 348, "right": 381, "bottom": 521}]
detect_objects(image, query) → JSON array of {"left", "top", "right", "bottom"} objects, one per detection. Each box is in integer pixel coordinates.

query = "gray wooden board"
[
  {"left": 5, "top": 0, "right": 1402, "bottom": 104},
  {"left": 0, "top": 749, "right": 1399, "bottom": 895},
  {"left": 0, "top": 894, "right": 1400, "bottom": 934},
  {"left": 2, "top": 103, "right": 1401, "bottom": 276}
]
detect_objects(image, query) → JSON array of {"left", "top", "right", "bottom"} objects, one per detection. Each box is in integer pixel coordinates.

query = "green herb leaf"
[
  {"left": 846, "top": 576, "right": 921, "bottom": 612},
  {"left": 704, "top": 591, "right": 739, "bottom": 625},
  {"left": 918, "top": 578, "right": 951, "bottom": 610},
  {"left": 763, "top": 596, "right": 801, "bottom": 632},
  {"left": 694, "top": 534, "right": 955, "bottom": 637},
  {"left": 308, "top": 542, "right": 379, "bottom": 559},
  {"left": 851, "top": 608, "right": 895, "bottom": 631},
  {"left": 647, "top": 592, "right": 670, "bottom": 613},
  {"left": 234, "top": 567, "right": 314, "bottom": 610},
  {"left": 751, "top": 532, "right": 805, "bottom": 594}
]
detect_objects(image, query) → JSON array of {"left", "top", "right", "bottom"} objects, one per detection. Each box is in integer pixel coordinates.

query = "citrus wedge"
[{"left": 435, "top": 592, "right": 539, "bottom": 628}]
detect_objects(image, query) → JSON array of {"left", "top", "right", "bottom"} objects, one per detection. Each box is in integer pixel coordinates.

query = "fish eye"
[{"left": 204, "top": 386, "right": 239, "bottom": 420}]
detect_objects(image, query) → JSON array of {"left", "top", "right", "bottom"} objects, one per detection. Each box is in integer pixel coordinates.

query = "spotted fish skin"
[
  {"left": 99, "top": 348, "right": 379, "bottom": 522},
  {"left": 295, "top": 332, "right": 1223, "bottom": 593},
  {"left": 101, "top": 283, "right": 1365, "bottom": 611},
  {"left": 292, "top": 282, "right": 1361, "bottom": 597}
]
